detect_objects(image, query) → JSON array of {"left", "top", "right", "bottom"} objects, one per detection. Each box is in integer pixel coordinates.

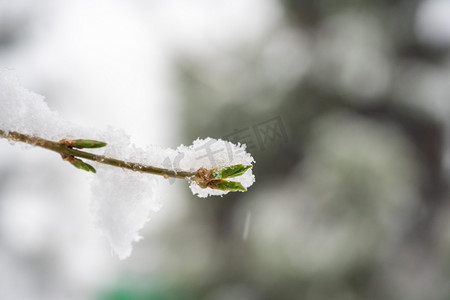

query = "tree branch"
[
  {"left": 0, "top": 129, "right": 196, "bottom": 179},
  {"left": 0, "top": 129, "right": 251, "bottom": 192}
]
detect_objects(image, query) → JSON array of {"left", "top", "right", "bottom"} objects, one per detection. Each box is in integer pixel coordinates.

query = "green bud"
[
  {"left": 71, "top": 158, "right": 97, "bottom": 173},
  {"left": 216, "top": 181, "right": 246, "bottom": 192},
  {"left": 71, "top": 139, "right": 107, "bottom": 149},
  {"left": 212, "top": 164, "right": 252, "bottom": 179}
]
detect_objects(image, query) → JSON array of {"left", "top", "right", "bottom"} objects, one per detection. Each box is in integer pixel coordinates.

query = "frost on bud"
[
  {"left": 65, "top": 139, "right": 107, "bottom": 149},
  {"left": 206, "top": 164, "right": 251, "bottom": 192},
  {"left": 185, "top": 138, "right": 255, "bottom": 198}
]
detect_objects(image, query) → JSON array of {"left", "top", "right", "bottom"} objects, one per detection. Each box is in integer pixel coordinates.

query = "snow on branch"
[{"left": 0, "top": 70, "right": 255, "bottom": 259}]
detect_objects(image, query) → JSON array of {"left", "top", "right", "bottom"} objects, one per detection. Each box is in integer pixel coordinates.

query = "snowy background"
[{"left": 2, "top": 0, "right": 450, "bottom": 299}]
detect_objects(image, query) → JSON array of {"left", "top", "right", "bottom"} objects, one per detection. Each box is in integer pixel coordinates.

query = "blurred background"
[{"left": 1, "top": 0, "right": 450, "bottom": 299}]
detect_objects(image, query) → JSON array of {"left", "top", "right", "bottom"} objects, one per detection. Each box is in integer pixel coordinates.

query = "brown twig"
[{"left": 0, "top": 129, "right": 199, "bottom": 180}]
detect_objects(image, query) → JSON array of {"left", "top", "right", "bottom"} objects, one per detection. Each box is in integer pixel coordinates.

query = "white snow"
[
  {"left": 0, "top": 70, "right": 255, "bottom": 259},
  {"left": 90, "top": 166, "right": 161, "bottom": 259},
  {"left": 176, "top": 137, "right": 255, "bottom": 198}
]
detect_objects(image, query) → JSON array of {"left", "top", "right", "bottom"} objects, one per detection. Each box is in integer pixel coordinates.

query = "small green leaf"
[
  {"left": 212, "top": 164, "right": 252, "bottom": 179},
  {"left": 72, "top": 139, "right": 107, "bottom": 149},
  {"left": 216, "top": 181, "right": 247, "bottom": 192},
  {"left": 71, "top": 158, "right": 97, "bottom": 173},
  {"left": 86, "top": 163, "right": 97, "bottom": 173}
]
